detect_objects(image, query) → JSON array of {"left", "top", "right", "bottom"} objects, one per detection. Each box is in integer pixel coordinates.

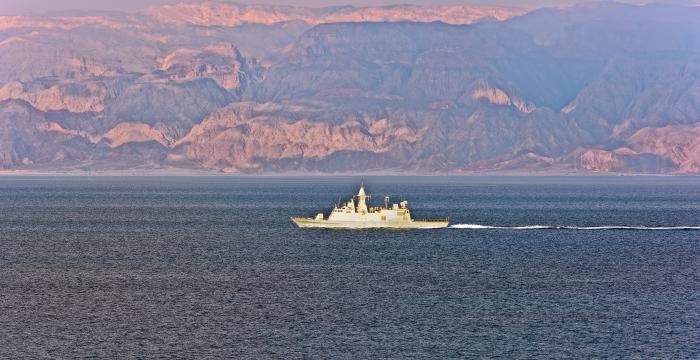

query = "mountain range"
[{"left": 1, "top": 1, "right": 699, "bottom": 174}]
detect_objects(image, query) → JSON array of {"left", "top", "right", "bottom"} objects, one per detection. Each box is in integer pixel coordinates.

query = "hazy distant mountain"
[
  {"left": 144, "top": 2, "right": 523, "bottom": 27},
  {"left": 0, "top": 1, "right": 699, "bottom": 173}
]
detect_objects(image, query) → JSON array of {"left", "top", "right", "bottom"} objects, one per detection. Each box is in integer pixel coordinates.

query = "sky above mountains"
[{"left": 0, "top": 0, "right": 678, "bottom": 15}]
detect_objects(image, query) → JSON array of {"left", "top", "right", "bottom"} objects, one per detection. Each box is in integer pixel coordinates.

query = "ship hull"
[{"left": 291, "top": 217, "right": 448, "bottom": 229}]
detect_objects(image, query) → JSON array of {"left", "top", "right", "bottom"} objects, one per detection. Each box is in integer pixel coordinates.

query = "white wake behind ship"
[{"left": 291, "top": 183, "right": 449, "bottom": 229}]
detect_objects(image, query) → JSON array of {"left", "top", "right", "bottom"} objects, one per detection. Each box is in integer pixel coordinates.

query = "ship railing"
[{"left": 413, "top": 218, "right": 449, "bottom": 222}]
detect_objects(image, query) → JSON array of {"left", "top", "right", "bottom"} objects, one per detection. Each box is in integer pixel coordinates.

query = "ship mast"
[{"left": 356, "top": 183, "right": 368, "bottom": 213}]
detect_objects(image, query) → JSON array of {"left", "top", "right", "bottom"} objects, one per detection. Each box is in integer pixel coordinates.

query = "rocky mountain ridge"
[
  {"left": 144, "top": 2, "right": 524, "bottom": 27},
  {"left": 1, "top": 2, "right": 699, "bottom": 174}
]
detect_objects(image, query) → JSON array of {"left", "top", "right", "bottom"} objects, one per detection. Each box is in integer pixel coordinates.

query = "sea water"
[{"left": 0, "top": 176, "right": 698, "bottom": 358}]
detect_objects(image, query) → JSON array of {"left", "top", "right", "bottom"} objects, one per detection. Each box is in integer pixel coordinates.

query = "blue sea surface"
[{"left": 0, "top": 176, "right": 698, "bottom": 358}]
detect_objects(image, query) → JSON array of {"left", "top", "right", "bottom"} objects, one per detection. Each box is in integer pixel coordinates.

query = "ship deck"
[{"left": 291, "top": 217, "right": 449, "bottom": 229}]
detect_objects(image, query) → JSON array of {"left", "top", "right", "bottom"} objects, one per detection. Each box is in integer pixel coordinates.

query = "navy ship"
[{"left": 291, "top": 183, "right": 448, "bottom": 229}]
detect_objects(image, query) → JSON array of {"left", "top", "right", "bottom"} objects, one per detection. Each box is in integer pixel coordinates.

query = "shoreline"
[{"left": 0, "top": 168, "right": 693, "bottom": 177}]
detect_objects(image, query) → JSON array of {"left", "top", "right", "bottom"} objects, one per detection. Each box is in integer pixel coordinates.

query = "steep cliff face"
[
  {"left": 0, "top": 18, "right": 159, "bottom": 82},
  {"left": 160, "top": 43, "right": 260, "bottom": 93},
  {"left": 627, "top": 124, "right": 700, "bottom": 173},
  {"left": 103, "top": 77, "right": 234, "bottom": 138},
  {"left": 165, "top": 101, "right": 588, "bottom": 173},
  {"left": 0, "top": 77, "right": 137, "bottom": 113},
  {"left": 255, "top": 23, "right": 514, "bottom": 120},
  {"left": 555, "top": 148, "right": 676, "bottom": 173},
  {"left": 507, "top": 3, "right": 700, "bottom": 135},
  {"left": 167, "top": 102, "right": 422, "bottom": 172},
  {"left": 0, "top": 100, "right": 91, "bottom": 168},
  {"left": 1, "top": 2, "right": 700, "bottom": 173}
]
